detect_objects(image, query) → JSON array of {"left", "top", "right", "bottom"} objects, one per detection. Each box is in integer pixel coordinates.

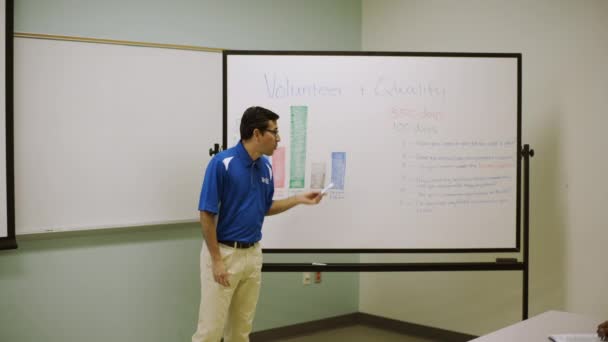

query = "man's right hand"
[{"left": 212, "top": 259, "right": 231, "bottom": 287}]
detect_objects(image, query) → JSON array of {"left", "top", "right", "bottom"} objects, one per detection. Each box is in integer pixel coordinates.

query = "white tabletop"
[{"left": 470, "top": 311, "right": 602, "bottom": 342}]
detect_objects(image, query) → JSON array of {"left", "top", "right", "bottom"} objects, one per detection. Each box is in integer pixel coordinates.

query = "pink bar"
[{"left": 272, "top": 146, "right": 286, "bottom": 188}]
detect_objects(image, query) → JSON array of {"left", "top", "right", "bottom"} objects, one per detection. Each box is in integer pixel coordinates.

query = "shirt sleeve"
[{"left": 198, "top": 156, "right": 224, "bottom": 214}]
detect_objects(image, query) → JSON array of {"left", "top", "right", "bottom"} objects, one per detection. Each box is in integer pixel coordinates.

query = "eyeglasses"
[{"left": 264, "top": 128, "right": 280, "bottom": 138}]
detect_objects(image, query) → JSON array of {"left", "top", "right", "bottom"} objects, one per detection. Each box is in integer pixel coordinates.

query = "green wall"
[
  {"left": 1, "top": 225, "right": 201, "bottom": 341},
  {"left": 14, "top": 0, "right": 361, "bottom": 50},
  {"left": 2, "top": 1, "right": 361, "bottom": 341}
]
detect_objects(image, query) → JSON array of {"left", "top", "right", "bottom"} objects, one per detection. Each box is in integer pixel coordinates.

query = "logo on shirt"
[{"left": 261, "top": 177, "right": 270, "bottom": 185}]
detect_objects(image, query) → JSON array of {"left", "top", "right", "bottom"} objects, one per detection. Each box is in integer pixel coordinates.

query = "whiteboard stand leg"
[{"left": 521, "top": 144, "right": 534, "bottom": 320}]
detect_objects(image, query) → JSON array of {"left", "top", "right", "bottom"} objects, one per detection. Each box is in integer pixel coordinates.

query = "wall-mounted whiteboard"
[
  {"left": 225, "top": 51, "right": 521, "bottom": 251},
  {"left": 14, "top": 37, "right": 222, "bottom": 235}
]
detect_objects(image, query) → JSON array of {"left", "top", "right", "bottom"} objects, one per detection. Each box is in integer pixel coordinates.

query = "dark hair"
[{"left": 239, "top": 106, "right": 280, "bottom": 140}]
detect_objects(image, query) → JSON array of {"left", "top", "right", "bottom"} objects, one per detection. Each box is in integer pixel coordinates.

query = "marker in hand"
[{"left": 321, "top": 182, "right": 334, "bottom": 195}]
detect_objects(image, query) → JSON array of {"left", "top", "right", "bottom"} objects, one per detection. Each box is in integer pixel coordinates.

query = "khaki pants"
[{"left": 192, "top": 242, "right": 263, "bottom": 342}]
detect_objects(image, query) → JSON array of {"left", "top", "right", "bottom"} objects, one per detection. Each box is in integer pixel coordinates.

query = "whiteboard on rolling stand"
[{"left": 225, "top": 51, "right": 521, "bottom": 252}]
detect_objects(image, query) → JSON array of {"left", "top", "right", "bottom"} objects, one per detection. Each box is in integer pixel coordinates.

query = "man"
[{"left": 192, "top": 106, "right": 323, "bottom": 342}]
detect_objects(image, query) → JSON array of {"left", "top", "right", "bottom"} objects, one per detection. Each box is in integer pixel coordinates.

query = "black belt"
[{"left": 218, "top": 240, "right": 257, "bottom": 249}]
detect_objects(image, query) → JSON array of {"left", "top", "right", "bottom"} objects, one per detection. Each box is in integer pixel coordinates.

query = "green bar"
[{"left": 289, "top": 106, "right": 308, "bottom": 188}]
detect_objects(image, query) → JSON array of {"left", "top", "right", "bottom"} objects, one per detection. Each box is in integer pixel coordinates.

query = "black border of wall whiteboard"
[
  {"left": 0, "top": 0, "right": 17, "bottom": 251},
  {"left": 223, "top": 50, "right": 522, "bottom": 254}
]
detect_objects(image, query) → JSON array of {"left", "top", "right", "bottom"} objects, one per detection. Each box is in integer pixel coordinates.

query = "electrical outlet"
[{"left": 302, "top": 272, "right": 311, "bottom": 285}]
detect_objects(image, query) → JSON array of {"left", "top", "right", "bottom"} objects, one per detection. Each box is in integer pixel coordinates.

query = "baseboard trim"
[
  {"left": 251, "top": 312, "right": 477, "bottom": 341},
  {"left": 356, "top": 312, "right": 477, "bottom": 342},
  {"left": 251, "top": 313, "right": 360, "bottom": 341}
]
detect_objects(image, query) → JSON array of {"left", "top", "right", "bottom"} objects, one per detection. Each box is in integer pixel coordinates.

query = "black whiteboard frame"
[
  {"left": 0, "top": 0, "right": 16, "bottom": 251},
  {"left": 223, "top": 50, "right": 522, "bottom": 254}
]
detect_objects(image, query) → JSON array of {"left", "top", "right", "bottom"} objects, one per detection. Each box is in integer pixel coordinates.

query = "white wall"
[{"left": 360, "top": 0, "right": 608, "bottom": 336}]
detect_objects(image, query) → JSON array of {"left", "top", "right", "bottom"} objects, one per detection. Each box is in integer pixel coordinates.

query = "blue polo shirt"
[{"left": 198, "top": 141, "right": 275, "bottom": 243}]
